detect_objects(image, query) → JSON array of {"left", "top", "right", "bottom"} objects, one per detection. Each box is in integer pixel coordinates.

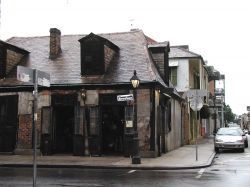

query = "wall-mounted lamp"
[{"left": 81, "top": 89, "right": 87, "bottom": 102}]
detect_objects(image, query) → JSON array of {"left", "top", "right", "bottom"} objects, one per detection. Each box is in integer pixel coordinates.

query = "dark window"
[
  {"left": 194, "top": 73, "right": 200, "bottom": 89},
  {"left": 0, "top": 95, "right": 18, "bottom": 152},
  {"left": 0, "top": 47, "right": 7, "bottom": 79},
  {"left": 81, "top": 41, "right": 104, "bottom": 75}
]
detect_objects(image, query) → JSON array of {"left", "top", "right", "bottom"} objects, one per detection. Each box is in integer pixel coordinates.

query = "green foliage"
[
  {"left": 224, "top": 104, "right": 236, "bottom": 123},
  {"left": 200, "top": 105, "right": 210, "bottom": 119}
]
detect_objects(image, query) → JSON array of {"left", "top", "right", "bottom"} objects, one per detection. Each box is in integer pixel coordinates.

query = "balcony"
[{"left": 215, "top": 88, "right": 225, "bottom": 96}]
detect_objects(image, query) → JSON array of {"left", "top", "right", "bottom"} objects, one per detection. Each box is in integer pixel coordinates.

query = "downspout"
[
  {"left": 150, "top": 88, "right": 156, "bottom": 152},
  {"left": 164, "top": 44, "right": 170, "bottom": 86}
]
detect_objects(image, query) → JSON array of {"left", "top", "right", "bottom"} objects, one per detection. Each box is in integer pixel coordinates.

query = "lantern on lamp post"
[{"left": 130, "top": 70, "right": 141, "bottom": 164}]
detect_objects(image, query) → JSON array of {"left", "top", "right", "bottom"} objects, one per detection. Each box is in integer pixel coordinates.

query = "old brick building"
[{"left": 0, "top": 29, "right": 183, "bottom": 157}]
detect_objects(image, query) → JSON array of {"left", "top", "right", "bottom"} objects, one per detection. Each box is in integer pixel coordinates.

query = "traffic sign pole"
[
  {"left": 186, "top": 89, "right": 207, "bottom": 162},
  {"left": 33, "top": 69, "right": 38, "bottom": 187},
  {"left": 17, "top": 66, "right": 50, "bottom": 187}
]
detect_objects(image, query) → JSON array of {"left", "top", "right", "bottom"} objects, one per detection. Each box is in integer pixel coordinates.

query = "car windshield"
[
  {"left": 229, "top": 127, "right": 244, "bottom": 134},
  {"left": 217, "top": 128, "right": 241, "bottom": 136}
]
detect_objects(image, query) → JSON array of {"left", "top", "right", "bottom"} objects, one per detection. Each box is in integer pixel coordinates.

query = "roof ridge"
[
  {"left": 171, "top": 46, "right": 201, "bottom": 57},
  {"left": 6, "top": 30, "right": 144, "bottom": 41}
]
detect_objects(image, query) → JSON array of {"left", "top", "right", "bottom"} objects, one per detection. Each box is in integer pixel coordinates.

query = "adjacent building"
[{"left": 169, "top": 46, "right": 210, "bottom": 144}]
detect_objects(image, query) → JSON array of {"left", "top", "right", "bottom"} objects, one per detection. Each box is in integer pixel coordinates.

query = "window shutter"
[
  {"left": 157, "top": 106, "right": 162, "bottom": 134},
  {"left": 41, "top": 107, "right": 52, "bottom": 134},
  {"left": 89, "top": 106, "right": 100, "bottom": 136}
]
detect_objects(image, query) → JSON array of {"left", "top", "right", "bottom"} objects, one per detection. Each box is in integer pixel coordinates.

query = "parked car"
[
  {"left": 214, "top": 127, "right": 245, "bottom": 153},
  {"left": 229, "top": 127, "right": 248, "bottom": 148},
  {"left": 227, "top": 123, "right": 240, "bottom": 128},
  {"left": 243, "top": 128, "right": 249, "bottom": 135}
]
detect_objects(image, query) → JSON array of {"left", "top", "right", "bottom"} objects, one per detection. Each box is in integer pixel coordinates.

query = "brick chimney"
[{"left": 49, "top": 28, "right": 62, "bottom": 59}]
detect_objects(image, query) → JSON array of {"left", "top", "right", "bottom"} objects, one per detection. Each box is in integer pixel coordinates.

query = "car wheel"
[
  {"left": 241, "top": 148, "right": 245, "bottom": 152},
  {"left": 246, "top": 143, "right": 248, "bottom": 148}
]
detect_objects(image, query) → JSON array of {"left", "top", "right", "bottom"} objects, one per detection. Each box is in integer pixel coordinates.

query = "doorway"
[
  {"left": 101, "top": 106, "right": 124, "bottom": 155},
  {"left": 53, "top": 105, "right": 74, "bottom": 154},
  {"left": 0, "top": 96, "right": 18, "bottom": 152}
]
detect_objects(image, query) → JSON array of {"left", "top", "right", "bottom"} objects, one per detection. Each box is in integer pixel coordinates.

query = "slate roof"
[
  {"left": 2, "top": 30, "right": 167, "bottom": 88},
  {"left": 169, "top": 46, "right": 201, "bottom": 59}
]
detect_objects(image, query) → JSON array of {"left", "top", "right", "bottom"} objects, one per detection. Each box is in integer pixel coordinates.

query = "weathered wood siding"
[
  {"left": 165, "top": 99, "right": 182, "bottom": 151},
  {"left": 6, "top": 50, "right": 24, "bottom": 75}
]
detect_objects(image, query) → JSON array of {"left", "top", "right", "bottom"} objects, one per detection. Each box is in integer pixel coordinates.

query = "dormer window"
[
  {"left": 0, "top": 41, "right": 29, "bottom": 79},
  {"left": 81, "top": 40, "right": 104, "bottom": 75},
  {"left": 79, "top": 33, "right": 119, "bottom": 76}
]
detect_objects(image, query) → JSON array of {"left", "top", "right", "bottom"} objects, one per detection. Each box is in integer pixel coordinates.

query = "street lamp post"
[{"left": 130, "top": 70, "right": 141, "bottom": 164}]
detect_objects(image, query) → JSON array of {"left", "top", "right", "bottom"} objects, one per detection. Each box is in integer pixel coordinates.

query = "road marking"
[
  {"left": 195, "top": 168, "right": 206, "bottom": 179},
  {"left": 117, "top": 170, "right": 136, "bottom": 176},
  {"left": 128, "top": 170, "right": 136, "bottom": 174}
]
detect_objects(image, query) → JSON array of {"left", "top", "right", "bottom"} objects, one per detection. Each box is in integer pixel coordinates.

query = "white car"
[
  {"left": 214, "top": 127, "right": 245, "bottom": 153},
  {"left": 229, "top": 127, "right": 248, "bottom": 148}
]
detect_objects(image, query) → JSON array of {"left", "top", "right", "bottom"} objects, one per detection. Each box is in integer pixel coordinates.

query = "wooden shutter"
[
  {"left": 89, "top": 106, "right": 100, "bottom": 136},
  {"left": 41, "top": 107, "right": 52, "bottom": 134}
]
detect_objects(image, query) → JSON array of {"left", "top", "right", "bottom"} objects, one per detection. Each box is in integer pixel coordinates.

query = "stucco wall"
[{"left": 169, "top": 59, "right": 189, "bottom": 92}]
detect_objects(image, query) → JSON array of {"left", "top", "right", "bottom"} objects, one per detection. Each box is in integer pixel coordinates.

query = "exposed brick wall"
[
  {"left": 16, "top": 109, "right": 42, "bottom": 149},
  {"left": 17, "top": 114, "right": 33, "bottom": 149},
  {"left": 208, "top": 80, "right": 215, "bottom": 96},
  {"left": 49, "top": 28, "right": 62, "bottom": 59}
]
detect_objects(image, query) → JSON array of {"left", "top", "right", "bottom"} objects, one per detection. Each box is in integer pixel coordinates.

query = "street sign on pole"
[
  {"left": 17, "top": 66, "right": 34, "bottom": 83},
  {"left": 186, "top": 89, "right": 206, "bottom": 112},
  {"left": 17, "top": 66, "right": 50, "bottom": 187},
  {"left": 37, "top": 70, "right": 50, "bottom": 87},
  {"left": 117, "top": 94, "right": 134, "bottom": 101},
  {"left": 186, "top": 89, "right": 207, "bottom": 98},
  {"left": 185, "top": 89, "right": 207, "bottom": 162},
  {"left": 190, "top": 97, "right": 203, "bottom": 111},
  {"left": 17, "top": 66, "right": 50, "bottom": 87}
]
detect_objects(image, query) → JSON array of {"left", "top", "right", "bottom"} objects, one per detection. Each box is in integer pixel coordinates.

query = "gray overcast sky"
[{"left": 1, "top": 0, "right": 249, "bottom": 115}]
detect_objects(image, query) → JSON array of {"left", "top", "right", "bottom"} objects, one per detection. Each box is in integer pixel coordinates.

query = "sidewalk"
[{"left": 0, "top": 137, "right": 215, "bottom": 170}]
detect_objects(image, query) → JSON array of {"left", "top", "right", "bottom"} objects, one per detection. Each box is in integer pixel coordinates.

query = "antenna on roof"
[{"left": 129, "top": 18, "right": 135, "bottom": 30}]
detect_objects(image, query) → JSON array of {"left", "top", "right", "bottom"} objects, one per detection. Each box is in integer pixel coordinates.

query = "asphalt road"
[{"left": 1, "top": 144, "right": 250, "bottom": 187}]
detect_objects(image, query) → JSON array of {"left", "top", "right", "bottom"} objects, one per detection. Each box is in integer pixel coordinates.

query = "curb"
[{"left": 0, "top": 152, "right": 216, "bottom": 170}]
